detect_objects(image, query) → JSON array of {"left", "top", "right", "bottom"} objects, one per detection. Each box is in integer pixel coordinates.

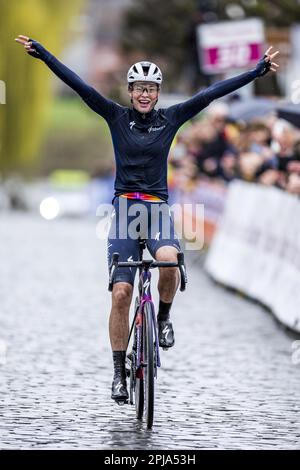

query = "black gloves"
[
  {"left": 255, "top": 55, "right": 272, "bottom": 77},
  {"left": 27, "top": 39, "right": 50, "bottom": 61}
]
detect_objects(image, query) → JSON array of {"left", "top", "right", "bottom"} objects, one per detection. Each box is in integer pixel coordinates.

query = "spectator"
[{"left": 170, "top": 104, "right": 300, "bottom": 198}]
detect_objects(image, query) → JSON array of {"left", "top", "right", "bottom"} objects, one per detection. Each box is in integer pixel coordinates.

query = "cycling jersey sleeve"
[
  {"left": 166, "top": 57, "right": 270, "bottom": 127},
  {"left": 30, "top": 40, "right": 120, "bottom": 122}
]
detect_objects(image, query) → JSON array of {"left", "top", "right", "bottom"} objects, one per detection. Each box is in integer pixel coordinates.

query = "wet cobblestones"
[{"left": 0, "top": 213, "right": 299, "bottom": 449}]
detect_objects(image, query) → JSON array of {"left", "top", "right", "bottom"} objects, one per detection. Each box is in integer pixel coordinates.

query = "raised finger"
[
  {"left": 270, "top": 67, "right": 277, "bottom": 72},
  {"left": 16, "top": 35, "right": 30, "bottom": 42},
  {"left": 271, "top": 62, "right": 279, "bottom": 67},
  {"left": 15, "top": 38, "right": 27, "bottom": 45},
  {"left": 270, "top": 50, "right": 279, "bottom": 59},
  {"left": 265, "top": 46, "right": 273, "bottom": 55}
]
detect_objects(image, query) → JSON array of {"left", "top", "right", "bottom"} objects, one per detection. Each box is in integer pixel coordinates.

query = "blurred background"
[
  {"left": 1, "top": 0, "right": 300, "bottom": 212},
  {"left": 0, "top": 0, "right": 300, "bottom": 205}
]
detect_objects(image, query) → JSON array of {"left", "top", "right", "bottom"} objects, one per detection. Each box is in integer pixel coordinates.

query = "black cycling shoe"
[
  {"left": 111, "top": 375, "right": 129, "bottom": 403},
  {"left": 158, "top": 319, "right": 175, "bottom": 349}
]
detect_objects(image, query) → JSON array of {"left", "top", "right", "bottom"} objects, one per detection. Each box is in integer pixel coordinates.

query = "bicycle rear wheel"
[{"left": 143, "top": 301, "right": 155, "bottom": 429}]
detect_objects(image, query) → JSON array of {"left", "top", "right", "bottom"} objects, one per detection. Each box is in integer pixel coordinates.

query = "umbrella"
[
  {"left": 277, "top": 103, "right": 300, "bottom": 128},
  {"left": 228, "top": 98, "right": 276, "bottom": 122}
]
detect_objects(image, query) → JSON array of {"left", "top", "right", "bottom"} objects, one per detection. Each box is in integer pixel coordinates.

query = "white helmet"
[{"left": 127, "top": 61, "right": 163, "bottom": 85}]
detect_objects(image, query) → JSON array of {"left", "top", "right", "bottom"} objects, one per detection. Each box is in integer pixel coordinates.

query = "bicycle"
[{"left": 108, "top": 238, "right": 187, "bottom": 429}]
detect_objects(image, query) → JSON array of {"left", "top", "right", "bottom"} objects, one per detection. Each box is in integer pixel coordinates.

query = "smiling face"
[{"left": 128, "top": 81, "right": 160, "bottom": 114}]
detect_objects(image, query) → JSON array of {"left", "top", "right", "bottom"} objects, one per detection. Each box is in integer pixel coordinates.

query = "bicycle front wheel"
[
  {"left": 134, "top": 323, "right": 144, "bottom": 420},
  {"left": 143, "top": 301, "right": 155, "bottom": 429},
  {"left": 135, "top": 373, "right": 144, "bottom": 420}
]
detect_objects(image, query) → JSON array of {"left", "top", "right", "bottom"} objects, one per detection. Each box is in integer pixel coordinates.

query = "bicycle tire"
[
  {"left": 135, "top": 373, "right": 144, "bottom": 420},
  {"left": 143, "top": 301, "right": 155, "bottom": 429},
  {"left": 129, "top": 359, "right": 134, "bottom": 406},
  {"left": 135, "top": 323, "right": 144, "bottom": 420}
]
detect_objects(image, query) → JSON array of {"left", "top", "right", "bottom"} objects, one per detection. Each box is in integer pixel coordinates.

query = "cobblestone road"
[{"left": 0, "top": 213, "right": 299, "bottom": 449}]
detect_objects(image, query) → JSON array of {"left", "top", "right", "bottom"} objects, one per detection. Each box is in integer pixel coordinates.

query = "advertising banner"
[
  {"left": 197, "top": 18, "right": 265, "bottom": 74},
  {"left": 205, "top": 181, "right": 300, "bottom": 332}
]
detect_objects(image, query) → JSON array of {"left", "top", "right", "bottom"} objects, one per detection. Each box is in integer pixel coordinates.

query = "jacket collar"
[{"left": 132, "top": 106, "right": 156, "bottom": 122}]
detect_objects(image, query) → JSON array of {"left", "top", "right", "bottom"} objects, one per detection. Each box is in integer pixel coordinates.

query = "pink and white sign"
[{"left": 197, "top": 18, "right": 265, "bottom": 74}]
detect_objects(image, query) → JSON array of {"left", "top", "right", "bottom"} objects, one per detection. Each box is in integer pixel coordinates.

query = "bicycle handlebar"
[{"left": 108, "top": 251, "right": 187, "bottom": 292}]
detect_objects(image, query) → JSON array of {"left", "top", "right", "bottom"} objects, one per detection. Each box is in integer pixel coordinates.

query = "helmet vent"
[{"left": 142, "top": 65, "right": 150, "bottom": 77}]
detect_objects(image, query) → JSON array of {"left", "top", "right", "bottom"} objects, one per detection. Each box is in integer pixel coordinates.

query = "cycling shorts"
[{"left": 107, "top": 196, "right": 181, "bottom": 286}]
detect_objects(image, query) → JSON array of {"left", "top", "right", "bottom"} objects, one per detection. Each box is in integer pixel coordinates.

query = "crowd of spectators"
[{"left": 169, "top": 101, "right": 300, "bottom": 196}]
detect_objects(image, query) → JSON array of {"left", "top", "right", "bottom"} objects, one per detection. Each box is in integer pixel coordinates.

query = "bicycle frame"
[{"left": 130, "top": 266, "right": 161, "bottom": 374}]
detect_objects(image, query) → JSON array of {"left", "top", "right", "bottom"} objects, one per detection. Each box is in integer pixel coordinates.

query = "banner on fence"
[{"left": 205, "top": 181, "right": 300, "bottom": 332}]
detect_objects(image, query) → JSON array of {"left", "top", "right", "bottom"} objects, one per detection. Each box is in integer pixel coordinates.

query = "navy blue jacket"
[{"left": 31, "top": 41, "right": 268, "bottom": 201}]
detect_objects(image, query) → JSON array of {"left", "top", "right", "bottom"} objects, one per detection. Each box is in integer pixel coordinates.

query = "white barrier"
[{"left": 205, "top": 180, "right": 300, "bottom": 333}]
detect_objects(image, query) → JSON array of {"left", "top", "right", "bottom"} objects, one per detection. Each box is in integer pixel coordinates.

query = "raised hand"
[
  {"left": 14, "top": 34, "right": 40, "bottom": 58},
  {"left": 263, "top": 46, "right": 279, "bottom": 73}
]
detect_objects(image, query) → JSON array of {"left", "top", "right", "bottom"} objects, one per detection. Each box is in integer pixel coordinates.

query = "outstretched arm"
[
  {"left": 15, "top": 35, "right": 120, "bottom": 122},
  {"left": 168, "top": 46, "right": 279, "bottom": 126}
]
